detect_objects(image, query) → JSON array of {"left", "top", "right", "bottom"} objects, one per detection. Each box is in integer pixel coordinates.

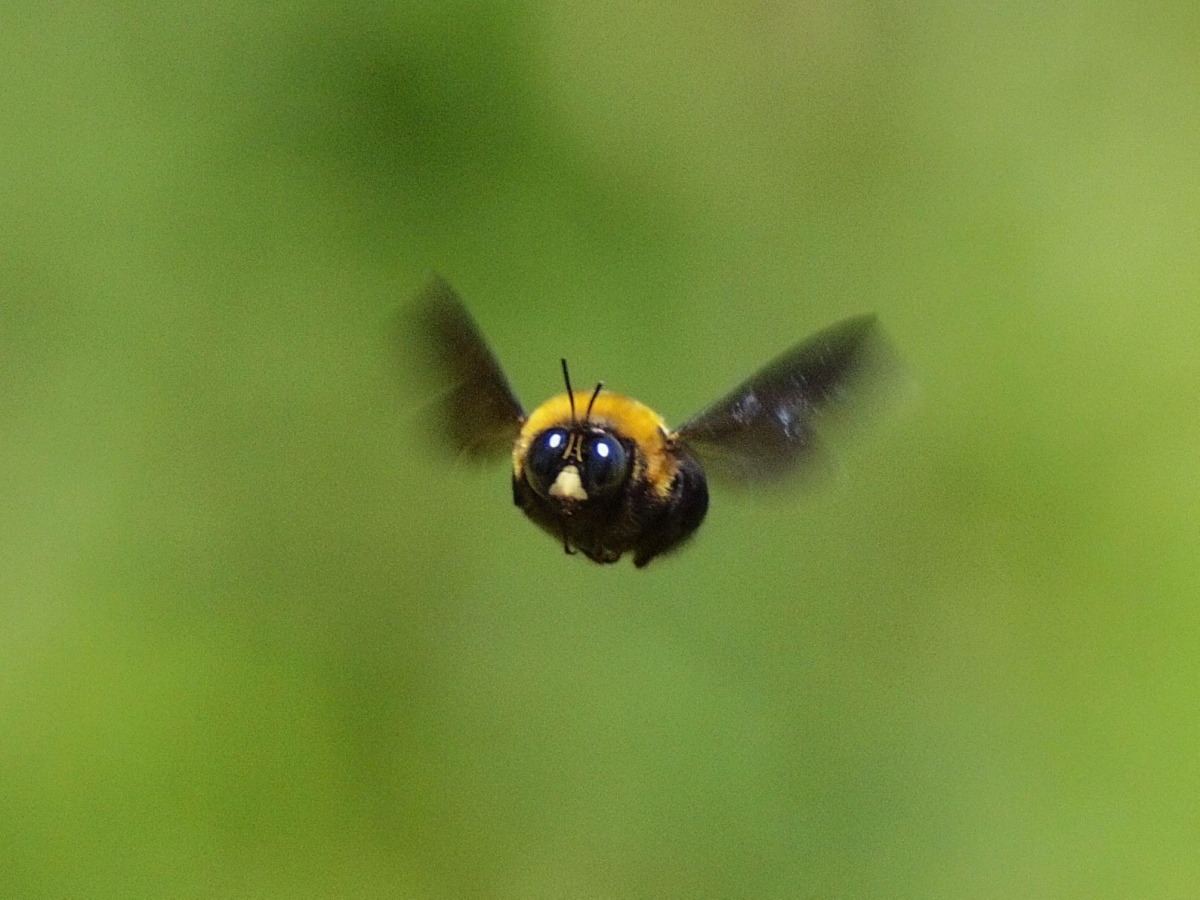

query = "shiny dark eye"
[
  {"left": 583, "top": 434, "right": 630, "bottom": 495},
  {"left": 525, "top": 428, "right": 568, "bottom": 497}
]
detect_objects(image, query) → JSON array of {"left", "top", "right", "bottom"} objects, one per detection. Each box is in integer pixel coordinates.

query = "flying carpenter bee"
[{"left": 410, "top": 276, "right": 891, "bottom": 567}]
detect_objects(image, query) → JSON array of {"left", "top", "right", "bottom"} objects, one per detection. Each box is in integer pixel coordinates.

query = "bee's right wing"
[{"left": 407, "top": 276, "right": 525, "bottom": 461}]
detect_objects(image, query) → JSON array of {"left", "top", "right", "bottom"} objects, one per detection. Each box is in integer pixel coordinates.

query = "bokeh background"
[{"left": 3, "top": 3, "right": 1199, "bottom": 897}]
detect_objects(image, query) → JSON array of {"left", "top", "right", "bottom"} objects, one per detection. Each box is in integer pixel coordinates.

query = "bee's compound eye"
[
  {"left": 584, "top": 434, "right": 630, "bottom": 495},
  {"left": 526, "top": 428, "right": 569, "bottom": 498}
]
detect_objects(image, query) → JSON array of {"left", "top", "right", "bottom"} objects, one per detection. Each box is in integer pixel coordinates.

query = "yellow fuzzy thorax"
[{"left": 513, "top": 391, "right": 678, "bottom": 496}]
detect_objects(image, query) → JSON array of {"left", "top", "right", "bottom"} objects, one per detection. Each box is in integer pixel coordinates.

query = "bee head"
[
  {"left": 523, "top": 424, "right": 632, "bottom": 503},
  {"left": 521, "top": 361, "right": 631, "bottom": 503},
  {"left": 512, "top": 359, "right": 680, "bottom": 514}
]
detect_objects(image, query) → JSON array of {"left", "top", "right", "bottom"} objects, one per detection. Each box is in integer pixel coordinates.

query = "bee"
[{"left": 411, "top": 276, "right": 890, "bottom": 567}]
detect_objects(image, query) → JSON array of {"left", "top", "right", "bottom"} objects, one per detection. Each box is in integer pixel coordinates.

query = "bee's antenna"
[
  {"left": 561, "top": 358, "right": 576, "bottom": 423},
  {"left": 584, "top": 382, "right": 604, "bottom": 422}
]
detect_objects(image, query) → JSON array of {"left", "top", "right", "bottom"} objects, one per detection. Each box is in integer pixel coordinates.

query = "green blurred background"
[{"left": 3, "top": 2, "right": 1198, "bottom": 897}]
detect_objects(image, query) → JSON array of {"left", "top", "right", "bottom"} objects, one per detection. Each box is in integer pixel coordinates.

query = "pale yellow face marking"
[{"left": 548, "top": 465, "right": 588, "bottom": 501}]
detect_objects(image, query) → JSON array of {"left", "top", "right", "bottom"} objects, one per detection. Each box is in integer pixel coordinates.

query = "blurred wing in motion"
[
  {"left": 675, "top": 315, "right": 892, "bottom": 483},
  {"left": 407, "top": 276, "right": 525, "bottom": 461}
]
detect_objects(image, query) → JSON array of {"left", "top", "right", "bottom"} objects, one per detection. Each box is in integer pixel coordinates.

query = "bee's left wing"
[
  {"left": 408, "top": 276, "right": 525, "bottom": 461},
  {"left": 674, "top": 314, "right": 890, "bottom": 483}
]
